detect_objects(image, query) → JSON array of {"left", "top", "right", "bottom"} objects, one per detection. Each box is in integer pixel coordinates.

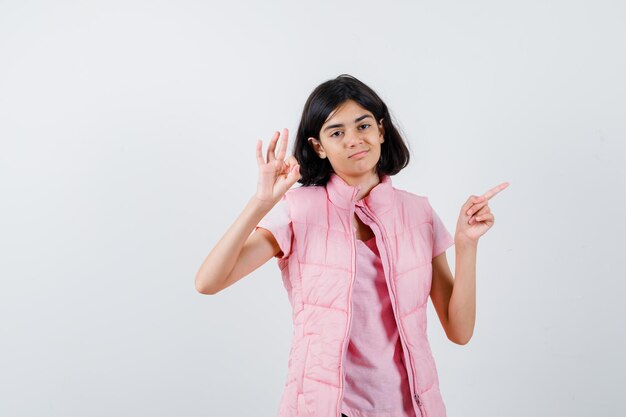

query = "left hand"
[{"left": 455, "top": 182, "right": 510, "bottom": 245}]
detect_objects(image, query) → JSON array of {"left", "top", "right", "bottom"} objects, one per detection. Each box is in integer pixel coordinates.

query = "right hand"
[{"left": 254, "top": 128, "right": 301, "bottom": 207}]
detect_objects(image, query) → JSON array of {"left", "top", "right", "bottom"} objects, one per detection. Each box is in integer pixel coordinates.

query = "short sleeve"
[
  {"left": 429, "top": 199, "right": 455, "bottom": 259},
  {"left": 255, "top": 195, "right": 293, "bottom": 259}
]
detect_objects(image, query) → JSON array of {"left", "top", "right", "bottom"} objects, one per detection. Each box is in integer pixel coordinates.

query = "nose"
[{"left": 345, "top": 129, "right": 365, "bottom": 147}]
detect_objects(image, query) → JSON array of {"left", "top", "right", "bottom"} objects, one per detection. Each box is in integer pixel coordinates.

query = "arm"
[
  {"left": 194, "top": 196, "right": 281, "bottom": 295},
  {"left": 430, "top": 241, "right": 477, "bottom": 345},
  {"left": 195, "top": 127, "right": 300, "bottom": 295},
  {"left": 430, "top": 182, "right": 509, "bottom": 345}
]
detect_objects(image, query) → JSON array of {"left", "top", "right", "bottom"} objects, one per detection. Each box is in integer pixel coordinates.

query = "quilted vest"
[{"left": 274, "top": 172, "right": 448, "bottom": 417}]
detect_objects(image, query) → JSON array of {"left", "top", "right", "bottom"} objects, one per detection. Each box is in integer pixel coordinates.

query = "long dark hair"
[{"left": 293, "top": 74, "right": 411, "bottom": 186}]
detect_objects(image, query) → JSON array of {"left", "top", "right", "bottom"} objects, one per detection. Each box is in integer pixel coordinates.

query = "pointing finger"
[{"left": 482, "top": 182, "right": 510, "bottom": 201}]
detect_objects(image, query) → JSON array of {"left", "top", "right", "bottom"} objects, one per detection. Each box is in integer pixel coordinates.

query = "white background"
[{"left": 1, "top": 1, "right": 624, "bottom": 416}]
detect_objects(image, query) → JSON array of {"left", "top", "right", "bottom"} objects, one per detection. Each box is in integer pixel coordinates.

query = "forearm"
[
  {"left": 195, "top": 195, "right": 274, "bottom": 294},
  {"left": 447, "top": 240, "right": 477, "bottom": 344}
]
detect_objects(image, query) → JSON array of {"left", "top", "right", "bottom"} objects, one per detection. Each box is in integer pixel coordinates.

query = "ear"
[
  {"left": 308, "top": 136, "right": 326, "bottom": 158},
  {"left": 378, "top": 118, "right": 385, "bottom": 143}
]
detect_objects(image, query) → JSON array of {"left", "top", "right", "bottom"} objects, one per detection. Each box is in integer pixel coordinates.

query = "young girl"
[{"left": 195, "top": 74, "right": 508, "bottom": 417}]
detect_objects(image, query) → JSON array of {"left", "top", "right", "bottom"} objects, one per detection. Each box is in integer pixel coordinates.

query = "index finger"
[{"left": 482, "top": 182, "right": 510, "bottom": 200}]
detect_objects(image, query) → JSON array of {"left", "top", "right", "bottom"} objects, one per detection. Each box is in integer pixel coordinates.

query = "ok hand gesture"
[{"left": 255, "top": 128, "right": 301, "bottom": 207}]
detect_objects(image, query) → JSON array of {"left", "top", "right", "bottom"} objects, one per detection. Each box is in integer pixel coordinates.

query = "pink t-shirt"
[
  {"left": 340, "top": 232, "right": 417, "bottom": 417},
  {"left": 256, "top": 195, "right": 455, "bottom": 417}
]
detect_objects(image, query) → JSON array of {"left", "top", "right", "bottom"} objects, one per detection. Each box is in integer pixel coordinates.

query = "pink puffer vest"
[{"left": 267, "top": 172, "right": 452, "bottom": 417}]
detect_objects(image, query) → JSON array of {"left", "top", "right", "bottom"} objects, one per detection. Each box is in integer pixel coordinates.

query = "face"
[{"left": 308, "top": 99, "right": 385, "bottom": 182}]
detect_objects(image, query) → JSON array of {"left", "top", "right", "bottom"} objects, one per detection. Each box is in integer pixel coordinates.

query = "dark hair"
[{"left": 293, "top": 74, "right": 411, "bottom": 186}]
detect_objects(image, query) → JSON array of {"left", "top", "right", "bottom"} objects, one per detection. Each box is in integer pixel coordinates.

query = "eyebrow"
[{"left": 323, "top": 114, "right": 373, "bottom": 132}]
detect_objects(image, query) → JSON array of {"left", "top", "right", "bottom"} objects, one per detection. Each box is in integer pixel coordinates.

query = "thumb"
[
  {"left": 286, "top": 155, "right": 298, "bottom": 166},
  {"left": 289, "top": 164, "right": 301, "bottom": 183}
]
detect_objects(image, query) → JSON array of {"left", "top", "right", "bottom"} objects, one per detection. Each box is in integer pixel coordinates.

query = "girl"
[{"left": 195, "top": 74, "right": 508, "bottom": 417}]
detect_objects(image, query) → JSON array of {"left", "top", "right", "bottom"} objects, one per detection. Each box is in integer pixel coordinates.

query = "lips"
[{"left": 349, "top": 150, "right": 369, "bottom": 158}]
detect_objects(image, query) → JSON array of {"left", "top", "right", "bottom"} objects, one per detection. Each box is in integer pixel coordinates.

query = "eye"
[{"left": 330, "top": 124, "right": 370, "bottom": 137}]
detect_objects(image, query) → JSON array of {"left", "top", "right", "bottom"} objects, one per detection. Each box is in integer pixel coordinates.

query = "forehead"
[{"left": 323, "top": 100, "right": 372, "bottom": 125}]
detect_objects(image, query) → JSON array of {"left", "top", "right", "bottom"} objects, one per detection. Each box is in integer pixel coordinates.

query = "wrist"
[
  {"left": 454, "top": 235, "right": 478, "bottom": 251},
  {"left": 249, "top": 195, "right": 276, "bottom": 210}
]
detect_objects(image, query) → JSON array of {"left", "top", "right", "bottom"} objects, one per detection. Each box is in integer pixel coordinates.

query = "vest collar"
[{"left": 326, "top": 172, "right": 394, "bottom": 213}]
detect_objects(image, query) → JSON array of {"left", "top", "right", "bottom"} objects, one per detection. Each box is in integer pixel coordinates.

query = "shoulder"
[
  {"left": 285, "top": 184, "right": 324, "bottom": 198},
  {"left": 283, "top": 184, "right": 325, "bottom": 214},
  {"left": 393, "top": 188, "right": 431, "bottom": 217}
]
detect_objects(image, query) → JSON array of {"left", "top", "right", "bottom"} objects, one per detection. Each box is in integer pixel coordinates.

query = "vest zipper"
[
  {"left": 359, "top": 205, "right": 427, "bottom": 417},
  {"left": 336, "top": 190, "right": 359, "bottom": 417}
]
